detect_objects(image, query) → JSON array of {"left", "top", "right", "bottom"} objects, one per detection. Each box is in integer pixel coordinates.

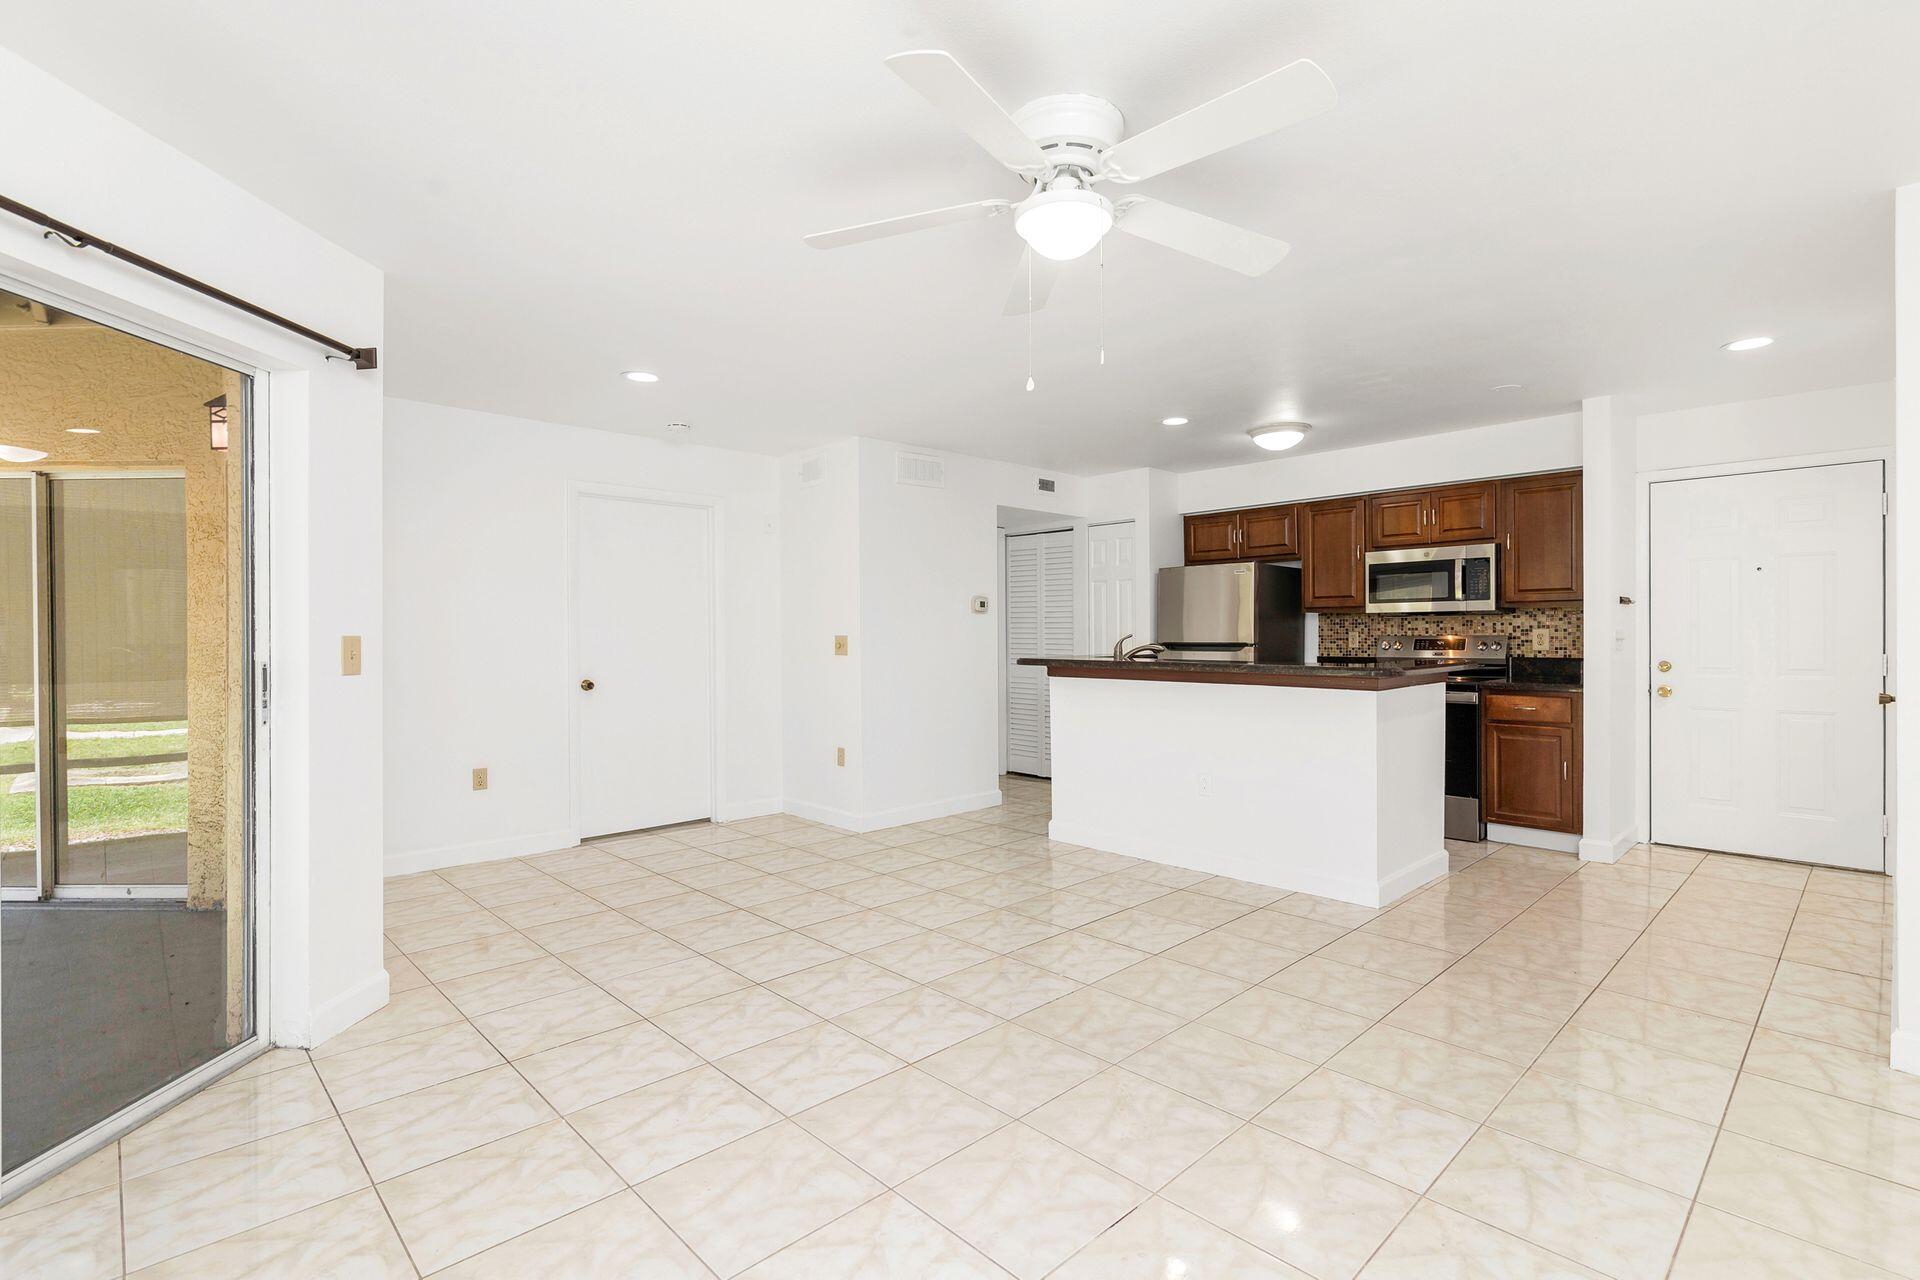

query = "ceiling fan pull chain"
[
  {"left": 1098, "top": 239, "right": 1107, "bottom": 366},
  {"left": 1025, "top": 249, "right": 1036, "bottom": 391}
]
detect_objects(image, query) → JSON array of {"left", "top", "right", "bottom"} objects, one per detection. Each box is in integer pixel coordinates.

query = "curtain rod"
[{"left": 0, "top": 193, "right": 378, "bottom": 370}]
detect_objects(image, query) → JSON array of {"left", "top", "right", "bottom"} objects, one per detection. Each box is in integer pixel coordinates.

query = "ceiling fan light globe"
[{"left": 1015, "top": 188, "right": 1114, "bottom": 262}]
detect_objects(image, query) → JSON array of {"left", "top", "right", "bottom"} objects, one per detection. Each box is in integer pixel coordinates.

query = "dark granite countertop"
[
  {"left": 1017, "top": 656, "right": 1457, "bottom": 690},
  {"left": 1486, "top": 680, "right": 1584, "bottom": 695}
]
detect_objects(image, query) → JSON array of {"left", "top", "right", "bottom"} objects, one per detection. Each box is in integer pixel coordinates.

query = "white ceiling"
[{"left": 4, "top": 1, "right": 1917, "bottom": 473}]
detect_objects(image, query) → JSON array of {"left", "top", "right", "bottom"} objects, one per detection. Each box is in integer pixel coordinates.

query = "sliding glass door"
[{"left": 1, "top": 283, "right": 257, "bottom": 1179}]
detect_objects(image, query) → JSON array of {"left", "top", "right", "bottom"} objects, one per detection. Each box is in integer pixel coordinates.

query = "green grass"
[{"left": 0, "top": 720, "right": 190, "bottom": 850}]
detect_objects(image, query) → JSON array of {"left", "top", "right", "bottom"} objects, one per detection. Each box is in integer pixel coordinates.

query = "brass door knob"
[
  {"left": 1656, "top": 660, "right": 1672, "bottom": 673},
  {"left": 1656, "top": 685, "right": 1673, "bottom": 698},
  {"left": 580, "top": 678, "right": 596, "bottom": 691}
]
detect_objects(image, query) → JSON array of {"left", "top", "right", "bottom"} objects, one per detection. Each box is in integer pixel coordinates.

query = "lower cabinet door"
[{"left": 1483, "top": 722, "right": 1576, "bottom": 831}]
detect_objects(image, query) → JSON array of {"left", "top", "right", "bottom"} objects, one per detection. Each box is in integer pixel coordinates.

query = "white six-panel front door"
[
  {"left": 1649, "top": 461, "right": 1885, "bottom": 870},
  {"left": 575, "top": 494, "right": 713, "bottom": 838}
]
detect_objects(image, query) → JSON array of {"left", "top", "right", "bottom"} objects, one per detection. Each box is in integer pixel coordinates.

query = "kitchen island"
[{"left": 1018, "top": 657, "right": 1453, "bottom": 908}]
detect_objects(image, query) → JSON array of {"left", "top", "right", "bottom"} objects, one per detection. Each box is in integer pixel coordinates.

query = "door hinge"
[
  {"left": 259, "top": 662, "right": 270, "bottom": 715},
  {"left": 1882, "top": 492, "right": 1889, "bottom": 516},
  {"left": 1883, "top": 814, "right": 1891, "bottom": 838}
]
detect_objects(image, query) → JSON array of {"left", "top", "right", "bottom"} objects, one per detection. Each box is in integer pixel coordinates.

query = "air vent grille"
[
  {"left": 1037, "top": 478, "right": 1056, "bottom": 493},
  {"left": 895, "top": 451, "right": 946, "bottom": 488},
  {"left": 797, "top": 452, "right": 826, "bottom": 487}
]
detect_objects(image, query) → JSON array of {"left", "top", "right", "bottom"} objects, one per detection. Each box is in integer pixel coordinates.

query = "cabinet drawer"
[{"left": 1484, "top": 692, "right": 1576, "bottom": 725}]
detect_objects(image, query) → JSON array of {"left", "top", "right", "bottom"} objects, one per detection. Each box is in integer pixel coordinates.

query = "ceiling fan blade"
[
  {"left": 804, "top": 199, "right": 1011, "bottom": 250},
  {"left": 1003, "top": 251, "right": 1062, "bottom": 315},
  {"left": 1099, "top": 59, "right": 1336, "bottom": 183},
  {"left": 885, "top": 50, "right": 1048, "bottom": 175},
  {"left": 1114, "top": 197, "right": 1290, "bottom": 276}
]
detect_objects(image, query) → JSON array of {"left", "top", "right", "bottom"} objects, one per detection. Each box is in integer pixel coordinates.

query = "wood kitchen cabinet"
[
  {"left": 1366, "top": 481, "right": 1499, "bottom": 549},
  {"left": 1482, "top": 691, "right": 1581, "bottom": 832},
  {"left": 1183, "top": 504, "right": 1299, "bottom": 564},
  {"left": 1499, "top": 471, "right": 1582, "bottom": 603},
  {"left": 1300, "top": 497, "right": 1366, "bottom": 610},
  {"left": 1183, "top": 511, "right": 1241, "bottom": 563}
]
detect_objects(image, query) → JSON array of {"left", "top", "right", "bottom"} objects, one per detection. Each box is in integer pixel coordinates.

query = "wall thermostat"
[{"left": 970, "top": 595, "right": 990, "bottom": 614}]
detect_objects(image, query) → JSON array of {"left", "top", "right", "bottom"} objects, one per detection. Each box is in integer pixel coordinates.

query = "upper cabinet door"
[
  {"left": 1500, "top": 470, "right": 1582, "bottom": 603},
  {"left": 1428, "top": 481, "right": 1499, "bottom": 543},
  {"left": 1239, "top": 504, "right": 1299, "bottom": 559},
  {"left": 1302, "top": 497, "right": 1366, "bottom": 609},
  {"left": 1184, "top": 510, "right": 1241, "bottom": 564},
  {"left": 1366, "top": 490, "right": 1428, "bottom": 549}
]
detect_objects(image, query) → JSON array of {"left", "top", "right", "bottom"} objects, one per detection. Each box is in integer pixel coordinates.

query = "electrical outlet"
[
  {"left": 471, "top": 767, "right": 488, "bottom": 791},
  {"left": 835, "top": 746, "right": 846, "bottom": 767},
  {"left": 1531, "top": 627, "right": 1550, "bottom": 651},
  {"left": 833, "top": 635, "right": 849, "bottom": 656},
  {"left": 1197, "top": 774, "right": 1212, "bottom": 798},
  {"left": 340, "top": 635, "right": 363, "bottom": 676}
]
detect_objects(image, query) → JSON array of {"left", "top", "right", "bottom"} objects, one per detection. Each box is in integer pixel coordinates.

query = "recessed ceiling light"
[
  {"left": 1161, "top": 417, "right": 1189, "bottom": 427},
  {"left": 665, "top": 422, "right": 692, "bottom": 434},
  {"left": 1722, "top": 336, "right": 1773, "bottom": 352},
  {"left": 1491, "top": 383, "right": 1522, "bottom": 391},
  {"left": 622, "top": 370, "right": 660, "bottom": 383},
  {"left": 1248, "top": 422, "right": 1310, "bottom": 452},
  {"left": 66, "top": 427, "right": 100, "bottom": 434},
  {"left": 0, "top": 444, "right": 50, "bottom": 463}
]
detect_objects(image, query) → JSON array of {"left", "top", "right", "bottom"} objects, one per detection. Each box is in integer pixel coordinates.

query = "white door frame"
[
  {"left": 1635, "top": 447, "right": 1894, "bottom": 855},
  {"left": 564, "top": 481, "right": 727, "bottom": 839},
  {"left": 0, "top": 269, "right": 274, "bottom": 1202}
]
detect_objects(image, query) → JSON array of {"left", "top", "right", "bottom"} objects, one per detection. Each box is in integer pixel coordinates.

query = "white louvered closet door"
[{"left": 1005, "top": 529, "right": 1078, "bottom": 777}]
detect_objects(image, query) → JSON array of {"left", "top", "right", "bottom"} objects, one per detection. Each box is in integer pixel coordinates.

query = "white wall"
[
  {"left": 384, "top": 399, "right": 782, "bottom": 871},
  {"left": 0, "top": 45, "right": 387, "bottom": 1048},
  {"left": 1083, "top": 468, "right": 1182, "bottom": 643},
  {"left": 1580, "top": 396, "right": 1638, "bottom": 862},
  {"left": 1893, "top": 183, "right": 1918, "bottom": 1076},
  {"left": 1176, "top": 413, "right": 1582, "bottom": 513},
  {"left": 1638, "top": 381, "right": 1894, "bottom": 471},
  {"left": 781, "top": 441, "right": 864, "bottom": 826}
]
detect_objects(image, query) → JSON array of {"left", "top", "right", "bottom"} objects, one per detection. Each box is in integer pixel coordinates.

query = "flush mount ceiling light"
[
  {"left": 1248, "top": 421, "right": 1311, "bottom": 451},
  {"left": 1014, "top": 186, "right": 1116, "bottom": 262},
  {"left": 1491, "top": 383, "right": 1522, "bottom": 391},
  {"left": 665, "top": 422, "right": 692, "bottom": 434},
  {"left": 1161, "top": 416, "right": 1189, "bottom": 427},
  {"left": 622, "top": 370, "right": 660, "bottom": 383},
  {"left": 66, "top": 427, "right": 101, "bottom": 434},
  {"left": 1723, "top": 336, "right": 1773, "bottom": 352},
  {"left": 0, "top": 444, "right": 50, "bottom": 463}
]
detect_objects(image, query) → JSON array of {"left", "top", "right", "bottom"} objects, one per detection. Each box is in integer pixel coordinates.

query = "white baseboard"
[
  {"left": 1047, "top": 819, "right": 1444, "bottom": 909},
  {"left": 716, "top": 796, "right": 783, "bottom": 823},
  {"left": 299, "top": 967, "right": 390, "bottom": 1049},
  {"left": 782, "top": 790, "right": 1004, "bottom": 834},
  {"left": 384, "top": 826, "right": 579, "bottom": 878},
  {"left": 1488, "top": 823, "right": 1581, "bottom": 855},
  {"left": 1577, "top": 828, "right": 1637, "bottom": 864},
  {"left": 1893, "top": 1027, "right": 1920, "bottom": 1078}
]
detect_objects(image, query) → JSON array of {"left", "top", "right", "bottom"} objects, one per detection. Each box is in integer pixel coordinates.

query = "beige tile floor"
[{"left": 2, "top": 775, "right": 1907, "bottom": 1278}]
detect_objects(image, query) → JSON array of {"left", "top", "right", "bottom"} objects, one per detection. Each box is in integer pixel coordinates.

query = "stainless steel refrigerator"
[{"left": 1154, "top": 563, "right": 1305, "bottom": 662}]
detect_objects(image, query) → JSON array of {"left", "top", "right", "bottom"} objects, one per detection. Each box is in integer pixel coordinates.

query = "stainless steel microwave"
[{"left": 1364, "top": 542, "right": 1498, "bottom": 614}]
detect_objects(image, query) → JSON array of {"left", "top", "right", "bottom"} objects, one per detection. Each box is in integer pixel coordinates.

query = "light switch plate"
[
  {"left": 833, "top": 635, "right": 849, "bottom": 656},
  {"left": 835, "top": 746, "right": 846, "bottom": 767},
  {"left": 341, "top": 635, "right": 363, "bottom": 676}
]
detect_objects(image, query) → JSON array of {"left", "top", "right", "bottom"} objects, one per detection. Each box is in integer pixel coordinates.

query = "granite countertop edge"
[{"left": 1016, "top": 657, "right": 1457, "bottom": 688}]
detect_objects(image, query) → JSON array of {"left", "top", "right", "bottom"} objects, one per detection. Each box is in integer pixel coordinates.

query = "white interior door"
[
  {"left": 1649, "top": 462, "right": 1885, "bottom": 869},
  {"left": 575, "top": 494, "right": 712, "bottom": 836},
  {"left": 1005, "top": 529, "right": 1077, "bottom": 777},
  {"left": 1088, "top": 521, "right": 1136, "bottom": 656}
]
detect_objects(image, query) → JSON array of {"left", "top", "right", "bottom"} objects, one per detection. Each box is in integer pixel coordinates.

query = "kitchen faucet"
[{"left": 1111, "top": 633, "right": 1167, "bottom": 661}]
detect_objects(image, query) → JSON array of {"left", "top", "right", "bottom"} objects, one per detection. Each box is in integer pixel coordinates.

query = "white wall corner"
[
  {"left": 1580, "top": 395, "right": 1638, "bottom": 867},
  {"left": 1577, "top": 830, "right": 1636, "bottom": 864},
  {"left": 292, "top": 967, "right": 390, "bottom": 1050},
  {"left": 1891, "top": 180, "right": 1920, "bottom": 1076}
]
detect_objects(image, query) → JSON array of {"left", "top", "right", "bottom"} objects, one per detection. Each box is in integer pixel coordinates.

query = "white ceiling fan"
[{"left": 805, "top": 50, "right": 1336, "bottom": 314}]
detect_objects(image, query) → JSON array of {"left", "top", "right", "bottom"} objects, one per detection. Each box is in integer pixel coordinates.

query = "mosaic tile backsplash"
[{"left": 1316, "top": 604, "right": 1583, "bottom": 658}]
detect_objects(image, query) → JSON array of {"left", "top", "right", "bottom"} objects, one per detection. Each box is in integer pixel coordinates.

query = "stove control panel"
[{"left": 1375, "top": 633, "right": 1509, "bottom": 662}]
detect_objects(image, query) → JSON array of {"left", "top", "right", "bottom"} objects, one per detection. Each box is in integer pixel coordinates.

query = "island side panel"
[
  {"left": 1370, "top": 684, "right": 1451, "bottom": 903},
  {"left": 1045, "top": 674, "right": 1445, "bottom": 907}
]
